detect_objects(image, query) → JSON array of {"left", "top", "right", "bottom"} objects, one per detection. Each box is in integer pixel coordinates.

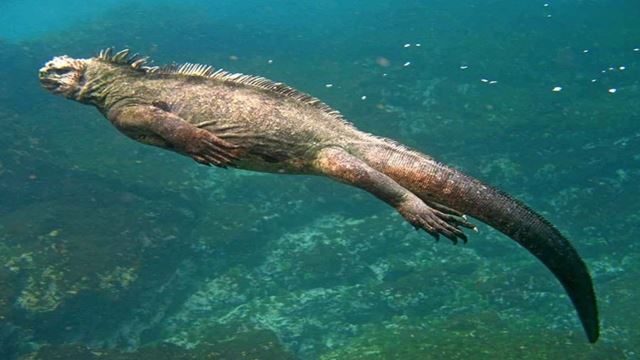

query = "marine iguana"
[{"left": 39, "top": 48, "right": 599, "bottom": 342}]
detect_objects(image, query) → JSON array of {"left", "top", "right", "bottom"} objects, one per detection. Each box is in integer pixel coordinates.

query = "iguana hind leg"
[{"left": 313, "top": 147, "right": 474, "bottom": 243}]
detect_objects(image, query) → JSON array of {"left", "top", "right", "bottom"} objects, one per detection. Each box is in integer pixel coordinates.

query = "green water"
[{"left": 0, "top": 1, "right": 638, "bottom": 359}]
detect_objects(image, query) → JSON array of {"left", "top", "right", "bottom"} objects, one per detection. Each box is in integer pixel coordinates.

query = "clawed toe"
[
  {"left": 190, "top": 135, "right": 243, "bottom": 168},
  {"left": 442, "top": 213, "right": 476, "bottom": 230},
  {"left": 427, "top": 201, "right": 465, "bottom": 217},
  {"left": 404, "top": 206, "right": 473, "bottom": 245},
  {"left": 203, "top": 140, "right": 240, "bottom": 161},
  {"left": 398, "top": 196, "right": 476, "bottom": 245}
]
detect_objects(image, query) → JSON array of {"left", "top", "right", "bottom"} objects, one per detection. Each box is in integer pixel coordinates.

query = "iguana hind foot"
[
  {"left": 314, "top": 146, "right": 470, "bottom": 244},
  {"left": 397, "top": 196, "right": 471, "bottom": 244}
]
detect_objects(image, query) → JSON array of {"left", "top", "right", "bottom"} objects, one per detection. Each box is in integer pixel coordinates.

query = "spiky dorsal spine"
[
  {"left": 95, "top": 48, "right": 346, "bottom": 122},
  {"left": 97, "top": 48, "right": 155, "bottom": 71}
]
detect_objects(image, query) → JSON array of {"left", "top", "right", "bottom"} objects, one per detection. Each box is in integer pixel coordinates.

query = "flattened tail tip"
[
  {"left": 486, "top": 207, "right": 600, "bottom": 343},
  {"left": 575, "top": 296, "right": 599, "bottom": 343},
  {"left": 575, "top": 291, "right": 599, "bottom": 343},
  {"left": 552, "top": 251, "right": 600, "bottom": 343},
  {"left": 586, "top": 321, "right": 600, "bottom": 343}
]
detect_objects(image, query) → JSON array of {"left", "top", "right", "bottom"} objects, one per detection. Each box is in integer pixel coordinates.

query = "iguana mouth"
[
  {"left": 40, "top": 78, "right": 60, "bottom": 91},
  {"left": 38, "top": 68, "right": 59, "bottom": 91}
]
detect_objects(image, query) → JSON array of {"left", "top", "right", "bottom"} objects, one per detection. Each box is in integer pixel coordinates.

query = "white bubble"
[
  {"left": 403, "top": 62, "right": 411, "bottom": 67},
  {"left": 361, "top": 96, "right": 367, "bottom": 100},
  {"left": 547, "top": 14, "right": 552, "bottom": 18},
  {"left": 325, "top": 84, "right": 333, "bottom": 88},
  {"left": 619, "top": 66, "right": 626, "bottom": 70},
  {"left": 415, "top": 43, "right": 421, "bottom": 47},
  {"left": 489, "top": 80, "right": 498, "bottom": 84},
  {"left": 404, "top": 43, "right": 411, "bottom": 48},
  {"left": 481, "top": 79, "right": 489, "bottom": 83},
  {"left": 583, "top": 49, "right": 589, "bottom": 53},
  {"left": 552, "top": 86, "right": 562, "bottom": 92},
  {"left": 591, "top": 79, "right": 597, "bottom": 83},
  {"left": 460, "top": 65, "right": 469, "bottom": 70},
  {"left": 608, "top": 88, "right": 617, "bottom": 93},
  {"left": 634, "top": 48, "right": 640, "bottom": 52},
  {"left": 544, "top": 3, "right": 549, "bottom": 7},
  {"left": 267, "top": 59, "right": 273, "bottom": 64}
]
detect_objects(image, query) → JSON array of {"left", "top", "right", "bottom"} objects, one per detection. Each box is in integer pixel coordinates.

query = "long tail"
[{"left": 352, "top": 140, "right": 599, "bottom": 343}]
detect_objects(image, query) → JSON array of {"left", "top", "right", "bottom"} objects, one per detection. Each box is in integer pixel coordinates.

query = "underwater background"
[{"left": 0, "top": 0, "right": 638, "bottom": 358}]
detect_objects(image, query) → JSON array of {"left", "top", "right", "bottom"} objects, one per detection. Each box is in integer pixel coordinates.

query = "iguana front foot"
[
  {"left": 397, "top": 195, "right": 473, "bottom": 244},
  {"left": 108, "top": 105, "right": 241, "bottom": 168},
  {"left": 184, "top": 128, "right": 240, "bottom": 168}
]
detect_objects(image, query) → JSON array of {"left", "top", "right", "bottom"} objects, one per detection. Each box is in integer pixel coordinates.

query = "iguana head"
[{"left": 39, "top": 55, "right": 89, "bottom": 98}]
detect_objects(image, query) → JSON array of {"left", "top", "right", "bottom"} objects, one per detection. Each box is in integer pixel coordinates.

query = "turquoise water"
[{"left": 1, "top": 0, "right": 638, "bottom": 358}]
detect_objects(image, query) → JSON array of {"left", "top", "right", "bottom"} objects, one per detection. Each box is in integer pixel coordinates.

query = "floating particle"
[
  {"left": 325, "top": 84, "right": 333, "bottom": 88},
  {"left": 634, "top": 48, "right": 640, "bottom": 52},
  {"left": 481, "top": 79, "right": 489, "bottom": 83},
  {"left": 547, "top": 14, "right": 552, "bottom": 18},
  {"left": 552, "top": 86, "right": 562, "bottom": 92},
  {"left": 608, "top": 67, "right": 615, "bottom": 71},
  {"left": 608, "top": 88, "right": 617, "bottom": 93},
  {"left": 619, "top": 66, "right": 626, "bottom": 70},
  {"left": 591, "top": 79, "right": 597, "bottom": 83},
  {"left": 583, "top": 49, "right": 589, "bottom": 53},
  {"left": 489, "top": 80, "right": 498, "bottom": 84},
  {"left": 403, "top": 62, "right": 411, "bottom": 67},
  {"left": 267, "top": 59, "right": 273, "bottom": 64},
  {"left": 460, "top": 65, "right": 469, "bottom": 70},
  {"left": 544, "top": 3, "right": 549, "bottom": 7},
  {"left": 376, "top": 57, "right": 390, "bottom": 67},
  {"left": 601, "top": 70, "right": 606, "bottom": 73},
  {"left": 415, "top": 43, "right": 421, "bottom": 47},
  {"left": 404, "top": 43, "right": 411, "bottom": 48},
  {"left": 361, "top": 96, "right": 367, "bottom": 100},
  {"left": 382, "top": 73, "right": 388, "bottom": 77}
]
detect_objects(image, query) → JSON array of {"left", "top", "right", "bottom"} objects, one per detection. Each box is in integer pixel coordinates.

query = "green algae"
[
  {"left": 320, "top": 314, "right": 626, "bottom": 360},
  {"left": 22, "top": 330, "right": 294, "bottom": 360},
  {"left": 0, "top": 257, "right": 18, "bottom": 320},
  {"left": 0, "top": 189, "right": 194, "bottom": 314}
]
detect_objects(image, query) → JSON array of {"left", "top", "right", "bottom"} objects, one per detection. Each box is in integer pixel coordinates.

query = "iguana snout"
[{"left": 39, "top": 55, "right": 88, "bottom": 98}]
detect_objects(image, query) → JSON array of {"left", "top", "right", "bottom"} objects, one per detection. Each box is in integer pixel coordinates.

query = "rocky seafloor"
[{"left": 1, "top": 2, "right": 639, "bottom": 359}]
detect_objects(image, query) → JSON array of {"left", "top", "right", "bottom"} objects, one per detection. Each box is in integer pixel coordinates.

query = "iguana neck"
[{"left": 77, "top": 62, "right": 146, "bottom": 112}]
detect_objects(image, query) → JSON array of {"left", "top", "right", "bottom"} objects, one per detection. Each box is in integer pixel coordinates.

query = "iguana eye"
[{"left": 52, "top": 68, "right": 72, "bottom": 75}]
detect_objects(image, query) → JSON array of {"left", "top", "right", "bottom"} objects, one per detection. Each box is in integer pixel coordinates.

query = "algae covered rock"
[
  {"left": 22, "top": 330, "right": 294, "bottom": 360},
  {"left": 0, "top": 196, "right": 190, "bottom": 315},
  {"left": 320, "top": 314, "right": 625, "bottom": 360}
]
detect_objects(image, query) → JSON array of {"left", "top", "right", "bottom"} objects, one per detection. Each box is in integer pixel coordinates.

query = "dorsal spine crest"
[{"left": 95, "top": 48, "right": 347, "bottom": 122}]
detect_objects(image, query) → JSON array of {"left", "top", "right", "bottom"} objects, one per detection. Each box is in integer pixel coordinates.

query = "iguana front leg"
[
  {"left": 314, "top": 147, "right": 475, "bottom": 243},
  {"left": 107, "top": 105, "right": 240, "bottom": 167}
]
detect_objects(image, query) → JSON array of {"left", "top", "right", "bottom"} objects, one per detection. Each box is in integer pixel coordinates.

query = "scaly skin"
[{"left": 38, "top": 49, "right": 599, "bottom": 343}]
